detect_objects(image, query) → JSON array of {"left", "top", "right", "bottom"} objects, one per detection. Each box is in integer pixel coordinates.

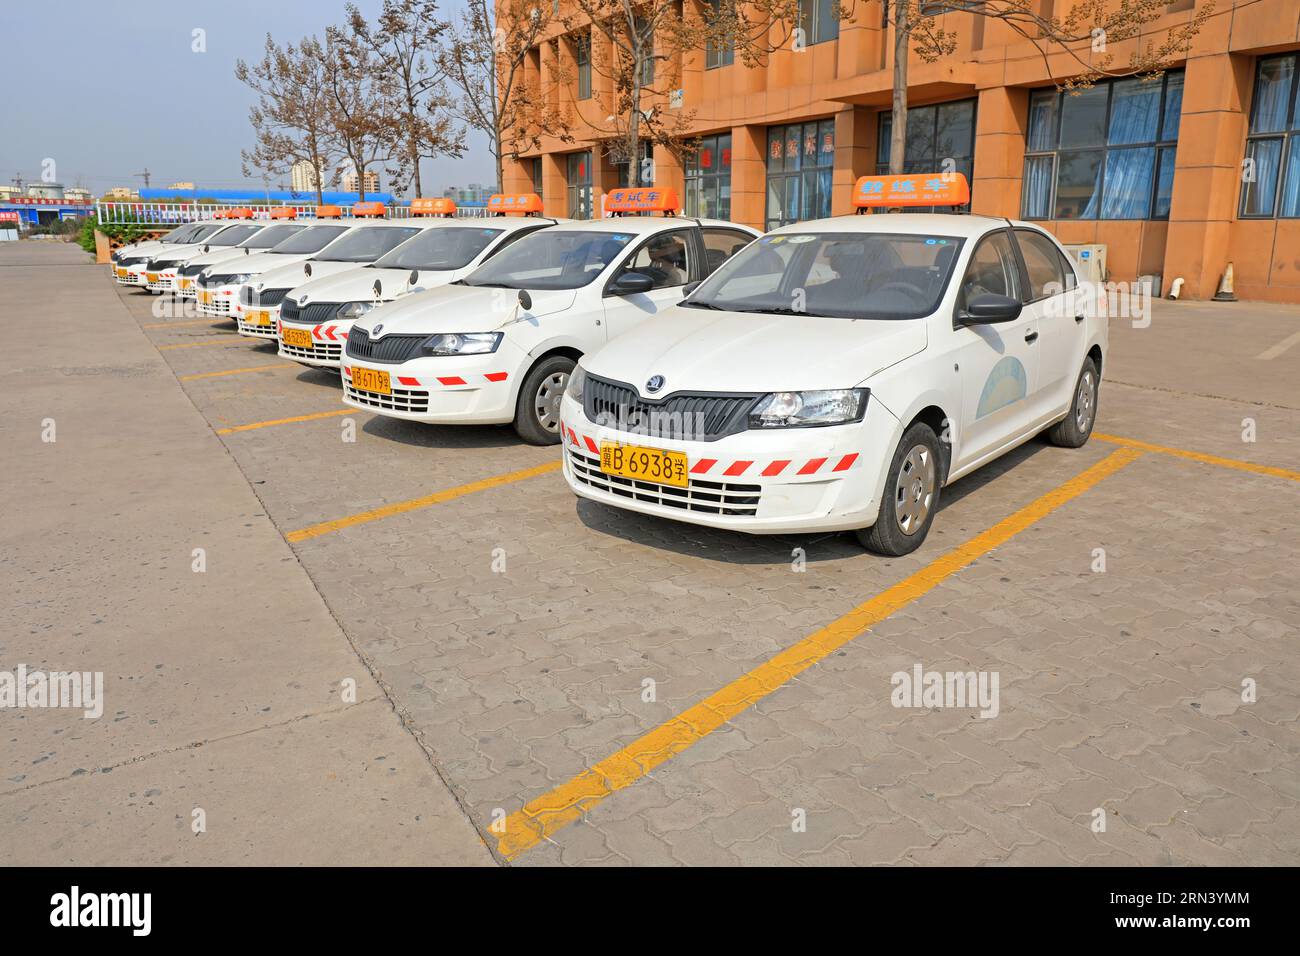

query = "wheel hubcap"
[
  {"left": 1075, "top": 371, "right": 1095, "bottom": 431},
  {"left": 894, "top": 444, "right": 936, "bottom": 536},
  {"left": 534, "top": 371, "right": 568, "bottom": 432}
]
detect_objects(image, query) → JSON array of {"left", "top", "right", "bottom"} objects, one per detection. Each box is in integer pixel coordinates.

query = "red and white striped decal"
[
  {"left": 343, "top": 367, "right": 508, "bottom": 388},
  {"left": 563, "top": 425, "right": 859, "bottom": 479},
  {"left": 311, "top": 324, "right": 344, "bottom": 341}
]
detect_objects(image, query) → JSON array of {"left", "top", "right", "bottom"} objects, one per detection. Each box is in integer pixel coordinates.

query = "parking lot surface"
[{"left": 3, "top": 242, "right": 1297, "bottom": 866}]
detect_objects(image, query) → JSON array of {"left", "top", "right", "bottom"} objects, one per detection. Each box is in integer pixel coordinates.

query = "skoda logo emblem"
[
  {"left": 372, "top": 324, "right": 384, "bottom": 336},
  {"left": 646, "top": 375, "right": 665, "bottom": 394}
]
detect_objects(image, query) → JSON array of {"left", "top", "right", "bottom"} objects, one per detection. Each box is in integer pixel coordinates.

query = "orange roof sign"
[
  {"left": 410, "top": 197, "right": 457, "bottom": 217},
  {"left": 315, "top": 205, "right": 343, "bottom": 219},
  {"left": 352, "top": 201, "right": 386, "bottom": 218},
  {"left": 605, "top": 187, "right": 680, "bottom": 215},
  {"left": 269, "top": 208, "right": 297, "bottom": 219},
  {"left": 222, "top": 207, "right": 254, "bottom": 219},
  {"left": 853, "top": 174, "right": 970, "bottom": 210},
  {"left": 487, "top": 193, "right": 544, "bottom": 215}
]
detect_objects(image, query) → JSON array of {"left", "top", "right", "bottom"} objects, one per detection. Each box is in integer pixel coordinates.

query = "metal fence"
[{"left": 95, "top": 201, "right": 494, "bottom": 226}]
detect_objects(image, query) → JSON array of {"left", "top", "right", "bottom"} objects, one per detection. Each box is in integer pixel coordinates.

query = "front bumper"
[
  {"left": 198, "top": 284, "right": 241, "bottom": 319},
  {"left": 145, "top": 270, "right": 180, "bottom": 293},
  {"left": 558, "top": 392, "right": 900, "bottom": 534},
  {"left": 340, "top": 345, "right": 522, "bottom": 423},
  {"left": 277, "top": 317, "right": 350, "bottom": 368},
  {"left": 118, "top": 266, "right": 146, "bottom": 286}
]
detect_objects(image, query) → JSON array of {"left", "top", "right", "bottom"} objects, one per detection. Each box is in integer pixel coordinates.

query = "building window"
[
  {"left": 636, "top": 16, "right": 654, "bottom": 85},
  {"left": 877, "top": 98, "right": 977, "bottom": 212},
  {"left": 1022, "top": 72, "right": 1183, "bottom": 221},
  {"left": 531, "top": 158, "right": 543, "bottom": 198},
  {"left": 765, "top": 120, "right": 835, "bottom": 231},
  {"left": 567, "top": 151, "right": 592, "bottom": 219},
  {"left": 1241, "top": 53, "right": 1300, "bottom": 218},
  {"left": 574, "top": 34, "right": 592, "bottom": 101},
  {"left": 705, "top": 0, "right": 734, "bottom": 69},
  {"left": 685, "top": 133, "right": 732, "bottom": 219},
  {"left": 798, "top": 0, "right": 839, "bottom": 46}
]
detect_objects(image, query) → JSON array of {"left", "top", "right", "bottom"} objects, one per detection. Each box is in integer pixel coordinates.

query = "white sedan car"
[
  {"left": 168, "top": 219, "right": 307, "bottom": 297},
  {"left": 223, "top": 219, "right": 426, "bottom": 335},
  {"left": 113, "top": 222, "right": 226, "bottom": 287},
  {"left": 559, "top": 175, "right": 1106, "bottom": 555},
  {"left": 341, "top": 188, "right": 760, "bottom": 443},
  {"left": 277, "top": 203, "right": 561, "bottom": 368}
]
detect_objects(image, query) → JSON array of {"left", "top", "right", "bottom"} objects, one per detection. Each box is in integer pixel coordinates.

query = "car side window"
[
  {"left": 1015, "top": 229, "right": 1068, "bottom": 301},
  {"left": 700, "top": 228, "right": 754, "bottom": 276},
  {"left": 958, "top": 231, "right": 1021, "bottom": 311},
  {"left": 616, "top": 229, "right": 694, "bottom": 290}
]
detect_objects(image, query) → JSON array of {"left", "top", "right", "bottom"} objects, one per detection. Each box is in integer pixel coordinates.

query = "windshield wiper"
[
  {"left": 728, "top": 305, "right": 837, "bottom": 318},
  {"left": 679, "top": 300, "right": 726, "bottom": 310}
]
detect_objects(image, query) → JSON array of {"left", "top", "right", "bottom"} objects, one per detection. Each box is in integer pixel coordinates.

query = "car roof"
[
  {"left": 769, "top": 212, "right": 1014, "bottom": 240},
  {"left": 545, "top": 216, "right": 759, "bottom": 236},
  {"left": 409, "top": 215, "right": 571, "bottom": 232}
]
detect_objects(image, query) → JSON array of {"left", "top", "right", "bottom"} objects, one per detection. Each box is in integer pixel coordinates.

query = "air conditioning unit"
[{"left": 1063, "top": 244, "right": 1107, "bottom": 286}]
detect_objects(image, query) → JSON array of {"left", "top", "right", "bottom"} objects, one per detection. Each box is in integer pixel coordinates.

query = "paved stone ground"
[{"left": 4, "top": 242, "right": 1297, "bottom": 866}]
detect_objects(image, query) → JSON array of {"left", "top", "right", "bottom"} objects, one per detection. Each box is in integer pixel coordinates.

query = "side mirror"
[
  {"left": 682, "top": 280, "right": 701, "bottom": 296},
  {"left": 408, "top": 269, "right": 419, "bottom": 286},
  {"left": 372, "top": 279, "right": 382, "bottom": 300},
  {"left": 610, "top": 271, "right": 655, "bottom": 296},
  {"left": 959, "top": 293, "right": 1022, "bottom": 325},
  {"left": 517, "top": 289, "right": 533, "bottom": 311}
]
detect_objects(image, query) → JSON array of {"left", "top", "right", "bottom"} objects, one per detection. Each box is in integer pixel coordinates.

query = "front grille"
[
  {"left": 280, "top": 302, "right": 341, "bottom": 325},
  {"left": 148, "top": 259, "right": 178, "bottom": 271},
  {"left": 237, "top": 315, "right": 275, "bottom": 333},
  {"left": 346, "top": 327, "right": 426, "bottom": 364},
  {"left": 583, "top": 375, "right": 758, "bottom": 443},
  {"left": 118, "top": 256, "right": 146, "bottom": 267},
  {"left": 344, "top": 381, "right": 429, "bottom": 413},
  {"left": 200, "top": 273, "right": 240, "bottom": 288},
  {"left": 179, "top": 263, "right": 206, "bottom": 277},
  {"left": 282, "top": 340, "right": 342, "bottom": 362},
  {"left": 201, "top": 297, "right": 234, "bottom": 315},
  {"left": 240, "top": 286, "right": 290, "bottom": 307},
  {"left": 568, "top": 447, "right": 761, "bottom": 516}
]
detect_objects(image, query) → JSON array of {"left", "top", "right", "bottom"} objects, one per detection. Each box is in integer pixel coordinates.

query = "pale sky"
[{"left": 0, "top": 0, "right": 493, "bottom": 196}]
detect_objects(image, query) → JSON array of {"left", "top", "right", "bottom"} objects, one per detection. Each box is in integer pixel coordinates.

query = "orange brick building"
[{"left": 501, "top": 0, "right": 1300, "bottom": 302}]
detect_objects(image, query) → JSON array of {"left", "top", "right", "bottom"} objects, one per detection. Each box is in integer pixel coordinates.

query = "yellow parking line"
[
  {"left": 179, "top": 363, "right": 296, "bottom": 381},
  {"left": 286, "top": 460, "right": 563, "bottom": 543},
  {"left": 1094, "top": 432, "right": 1300, "bottom": 482},
  {"left": 158, "top": 337, "right": 244, "bottom": 351},
  {"left": 494, "top": 445, "right": 1145, "bottom": 859},
  {"left": 143, "top": 318, "right": 230, "bottom": 329},
  {"left": 215, "top": 409, "right": 353, "bottom": 435}
]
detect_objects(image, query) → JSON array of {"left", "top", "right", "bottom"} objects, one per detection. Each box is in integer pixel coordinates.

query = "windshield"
[
  {"left": 685, "top": 232, "right": 964, "bottom": 320},
  {"left": 314, "top": 226, "right": 422, "bottom": 262},
  {"left": 462, "top": 230, "right": 632, "bottom": 290},
  {"left": 372, "top": 226, "right": 504, "bottom": 271},
  {"left": 270, "top": 224, "right": 350, "bottom": 254},
  {"left": 242, "top": 223, "right": 305, "bottom": 248},
  {"left": 162, "top": 225, "right": 197, "bottom": 243},
  {"left": 208, "top": 224, "right": 262, "bottom": 246},
  {"left": 185, "top": 225, "right": 222, "bottom": 243}
]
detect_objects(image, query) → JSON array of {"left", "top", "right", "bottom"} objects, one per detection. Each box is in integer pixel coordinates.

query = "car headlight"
[
  {"left": 748, "top": 389, "right": 868, "bottom": 428},
  {"left": 337, "top": 301, "right": 375, "bottom": 319},
  {"left": 566, "top": 363, "right": 587, "bottom": 402},
  {"left": 420, "top": 332, "right": 502, "bottom": 356}
]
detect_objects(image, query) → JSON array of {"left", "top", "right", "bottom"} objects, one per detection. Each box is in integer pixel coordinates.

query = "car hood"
[
  {"left": 250, "top": 257, "right": 354, "bottom": 292},
  {"left": 213, "top": 250, "right": 312, "bottom": 275},
  {"left": 584, "top": 305, "right": 929, "bottom": 393},
  {"left": 284, "top": 266, "right": 456, "bottom": 306},
  {"left": 184, "top": 246, "right": 268, "bottom": 269},
  {"left": 353, "top": 284, "right": 576, "bottom": 335}
]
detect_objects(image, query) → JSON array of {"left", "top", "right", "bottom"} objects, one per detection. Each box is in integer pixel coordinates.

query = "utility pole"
[
  {"left": 134, "top": 168, "right": 152, "bottom": 189},
  {"left": 11, "top": 173, "right": 25, "bottom": 193}
]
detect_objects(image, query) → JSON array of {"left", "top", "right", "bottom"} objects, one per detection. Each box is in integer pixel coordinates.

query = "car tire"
[
  {"left": 857, "top": 422, "right": 943, "bottom": 556},
  {"left": 513, "top": 354, "right": 575, "bottom": 445},
  {"left": 1046, "top": 356, "right": 1099, "bottom": 448}
]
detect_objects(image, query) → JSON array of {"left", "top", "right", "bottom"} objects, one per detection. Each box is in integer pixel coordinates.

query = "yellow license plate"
[
  {"left": 115, "top": 267, "right": 127, "bottom": 278},
  {"left": 199, "top": 291, "right": 213, "bottom": 304},
  {"left": 145, "top": 272, "right": 159, "bottom": 283},
  {"left": 351, "top": 367, "right": 391, "bottom": 395},
  {"left": 600, "top": 442, "right": 689, "bottom": 487},
  {"left": 178, "top": 279, "right": 191, "bottom": 290},
  {"left": 282, "top": 327, "right": 312, "bottom": 348},
  {"left": 247, "top": 310, "right": 272, "bottom": 327}
]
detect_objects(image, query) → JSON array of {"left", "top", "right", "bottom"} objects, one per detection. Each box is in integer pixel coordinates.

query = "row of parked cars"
[{"left": 111, "top": 175, "right": 1107, "bottom": 555}]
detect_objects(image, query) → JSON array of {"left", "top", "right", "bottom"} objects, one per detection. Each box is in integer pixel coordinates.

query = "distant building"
[
  {"left": 105, "top": 186, "right": 138, "bottom": 199},
  {"left": 64, "top": 187, "right": 92, "bottom": 202},
  {"left": 291, "top": 160, "right": 324, "bottom": 193},
  {"left": 0, "top": 185, "right": 18, "bottom": 201},
  {"left": 442, "top": 182, "right": 492, "bottom": 205},
  {"left": 342, "top": 168, "right": 379, "bottom": 193},
  {"left": 27, "top": 182, "right": 65, "bottom": 199},
  {"left": 167, "top": 181, "right": 195, "bottom": 190}
]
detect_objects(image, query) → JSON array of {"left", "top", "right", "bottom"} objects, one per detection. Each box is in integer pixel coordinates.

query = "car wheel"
[
  {"left": 513, "top": 354, "right": 574, "bottom": 445},
  {"left": 857, "top": 422, "right": 943, "bottom": 556},
  {"left": 1046, "top": 356, "right": 1099, "bottom": 448}
]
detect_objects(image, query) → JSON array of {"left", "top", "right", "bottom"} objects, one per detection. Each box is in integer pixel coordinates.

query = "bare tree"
[
  {"left": 439, "top": 0, "right": 574, "bottom": 191},
  {"left": 344, "top": 0, "right": 464, "bottom": 197},
  {"left": 322, "top": 26, "right": 406, "bottom": 202},
  {"left": 236, "top": 34, "right": 341, "bottom": 205},
  {"left": 887, "top": 0, "right": 1215, "bottom": 174}
]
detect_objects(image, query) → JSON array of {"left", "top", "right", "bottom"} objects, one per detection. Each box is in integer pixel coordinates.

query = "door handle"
[
  {"left": 1024, "top": 331, "right": 1039, "bottom": 343},
  {"left": 1074, "top": 313, "right": 1085, "bottom": 324}
]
